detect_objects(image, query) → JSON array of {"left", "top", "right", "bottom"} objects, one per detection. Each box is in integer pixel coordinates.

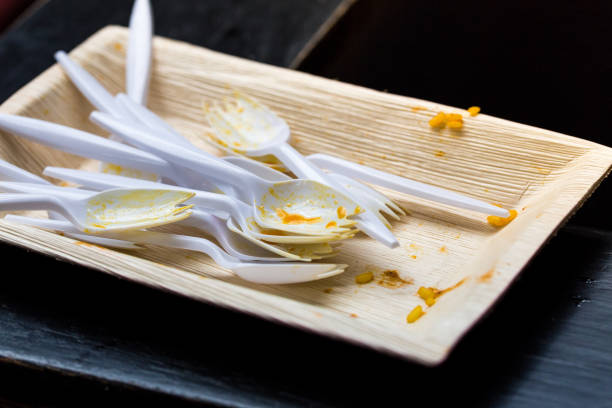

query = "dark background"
[{"left": 0, "top": 0, "right": 611, "bottom": 406}]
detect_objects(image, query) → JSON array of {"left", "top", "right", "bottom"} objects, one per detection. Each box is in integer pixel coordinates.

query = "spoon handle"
[
  {"left": 90, "top": 112, "right": 264, "bottom": 194},
  {"left": 271, "top": 143, "right": 328, "bottom": 182},
  {"left": 0, "top": 181, "right": 90, "bottom": 199},
  {"left": 106, "top": 229, "right": 237, "bottom": 268},
  {"left": 0, "top": 114, "right": 168, "bottom": 175},
  {"left": 43, "top": 166, "right": 246, "bottom": 224},
  {"left": 0, "top": 158, "right": 49, "bottom": 185},
  {"left": 4, "top": 214, "right": 141, "bottom": 249},
  {"left": 114, "top": 93, "right": 200, "bottom": 151},
  {"left": 0, "top": 193, "right": 66, "bottom": 214}
]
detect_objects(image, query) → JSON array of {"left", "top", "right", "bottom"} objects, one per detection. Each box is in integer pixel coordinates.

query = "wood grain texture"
[{"left": 0, "top": 26, "right": 610, "bottom": 365}]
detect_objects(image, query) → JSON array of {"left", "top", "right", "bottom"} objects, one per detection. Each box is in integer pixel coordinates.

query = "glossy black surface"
[{"left": 1, "top": 0, "right": 611, "bottom": 406}]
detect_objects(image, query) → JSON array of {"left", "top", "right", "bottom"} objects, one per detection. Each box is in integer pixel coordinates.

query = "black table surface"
[{"left": 1, "top": 1, "right": 611, "bottom": 406}]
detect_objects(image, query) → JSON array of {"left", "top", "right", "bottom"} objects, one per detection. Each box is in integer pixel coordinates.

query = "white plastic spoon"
[
  {"left": 3, "top": 214, "right": 345, "bottom": 285},
  {"left": 0, "top": 188, "right": 193, "bottom": 233},
  {"left": 0, "top": 158, "right": 140, "bottom": 249},
  {"left": 90, "top": 112, "right": 363, "bottom": 237}
]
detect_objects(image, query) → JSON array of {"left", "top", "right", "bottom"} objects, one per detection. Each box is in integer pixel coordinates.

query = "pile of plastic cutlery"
[{"left": 0, "top": 0, "right": 509, "bottom": 284}]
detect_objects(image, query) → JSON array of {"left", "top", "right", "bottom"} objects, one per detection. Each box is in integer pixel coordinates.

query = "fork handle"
[
  {"left": 127, "top": 0, "right": 153, "bottom": 106},
  {"left": 55, "top": 51, "right": 125, "bottom": 118},
  {"left": 307, "top": 153, "right": 510, "bottom": 217}
]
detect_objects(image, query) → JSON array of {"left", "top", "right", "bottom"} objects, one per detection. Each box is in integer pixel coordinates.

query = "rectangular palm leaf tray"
[{"left": 1, "top": 26, "right": 611, "bottom": 365}]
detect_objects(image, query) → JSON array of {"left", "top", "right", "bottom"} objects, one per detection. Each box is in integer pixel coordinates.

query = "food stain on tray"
[
  {"left": 416, "top": 277, "right": 468, "bottom": 307},
  {"left": 377, "top": 270, "right": 412, "bottom": 289},
  {"left": 478, "top": 269, "right": 495, "bottom": 282}
]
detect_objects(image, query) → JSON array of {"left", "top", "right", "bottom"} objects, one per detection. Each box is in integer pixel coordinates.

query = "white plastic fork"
[
  {"left": 126, "top": 0, "right": 153, "bottom": 106},
  {"left": 3, "top": 214, "right": 346, "bottom": 284},
  {"left": 307, "top": 154, "right": 510, "bottom": 217}
]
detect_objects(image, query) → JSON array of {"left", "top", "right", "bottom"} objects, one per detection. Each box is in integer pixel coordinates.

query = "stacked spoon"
[{"left": 0, "top": 0, "right": 510, "bottom": 284}]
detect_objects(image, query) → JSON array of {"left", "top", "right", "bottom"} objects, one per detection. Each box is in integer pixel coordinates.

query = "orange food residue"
[
  {"left": 487, "top": 209, "right": 518, "bottom": 227},
  {"left": 429, "top": 111, "right": 464, "bottom": 130},
  {"left": 417, "top": 278, "right": 468, "bottom": 307},
  {"left": 478, "top": 269, "right": 495, "bottom": 282},
  {"left": 350, "top": 313, "right": 359, "bottom": 318},
  {"left": 326, "top": 221, "right": 337, "bottom": 229},
  {"left": 377, "top": 270, "right": 412, "bottom": 289},
  {"left": 467, "top": 106, "right": 481, "bottom": 116},
  {"left": 113, "top": 42, "right": 124, "bottom": 52},
  {"left": 406, "top": 305, "right": 425, "bottom": 323},
  {"left": 429, "top": 112, "right": 447, "bottom": 128},
  {"left": 355, "top": 271, "right": 374, "bottom": 284},
  {"left": 275, "top": 208, "right": 322, "bottom": 225},
  {"left": 434, "top": 150, "right": 446, "bottom": 157},
  {"left": 337, "top": 206, "right": 347, "bottom": 219},
  {"left": 410, "top": 255, "right": 417, "bottom": 260},
  {"left": 411, "top": 106, "right": 427, "bottom": 112},
  {"left": 439, "top": 246, "right": 447, "bottom": 253}
]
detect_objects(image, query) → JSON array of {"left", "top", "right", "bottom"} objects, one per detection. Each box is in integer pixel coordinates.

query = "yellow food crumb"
[
  {"left": 355, "top": 271, "right": 374, "bottom": 284},
  {"left": 447, "top": 113, "right": 463, "bottom": 122},
  {"left": 467, "top": 106, "right": 481, "bottom": 116},
  {"left": 113, "top": 42, "right": 124, "bottom": 52},
  {"left": 447, "top": 120, "right": 463, "bottom": 130},
  {"left": 411, "top": 106, "right": 427, "bottom": 112},
  {"left": 429, "top": 111, "right": 464, "bottom": 130},
  {"left": 434, "top": 150, "right": 446, "bottom": 157},
  {"left": 417, "top": 286, "right": 435, "bottom": 300},
  {"left": 337, "top": 206, "right": 347, "bottom": 219},
  {"left": 428, "top": 112, "right": 447, "bottom": 128},
  {"left": 417, "top": 286, "right": 437, "bottom": 307},
  {"left": 350, "top": 313, "right": 358, "bottom": 318},
  {"left": 406, "top": 305, "right": 425, "bottom": 323},
  {"left": 487, "top": 209, "right": 518, "bottom": 227},
  {"left": 439, "top": 246, "right": 447, "bottom": 253},
  {"left": 410, "top": 255, "right": 417, "bottom": 260}
]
